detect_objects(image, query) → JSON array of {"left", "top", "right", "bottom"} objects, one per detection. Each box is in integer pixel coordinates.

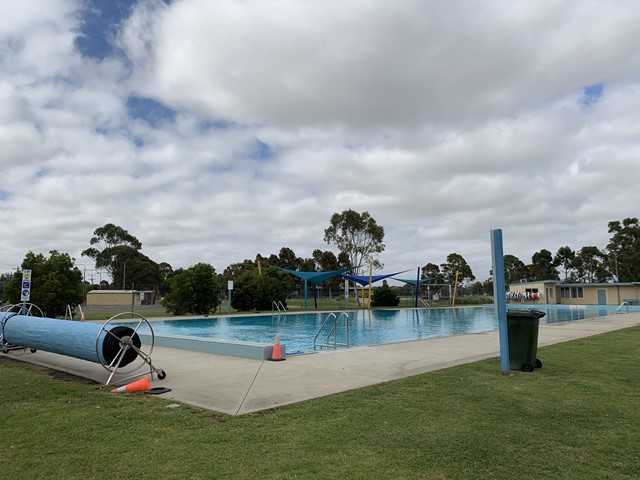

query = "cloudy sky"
[{"left": 1, "top": 0, "right": 639, "bottom": 284}]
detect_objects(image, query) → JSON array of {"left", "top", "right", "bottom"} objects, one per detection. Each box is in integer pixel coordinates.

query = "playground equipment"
[{"left": 1, "top": 304, "right": 165, "bottom": 385}]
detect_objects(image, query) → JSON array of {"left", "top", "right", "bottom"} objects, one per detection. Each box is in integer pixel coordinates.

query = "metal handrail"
[
  {"left": 272, "top": 301, "right": 287, "bottom": 314},
  {"left": 314, "top": 312, "right": 350, "bottom": 350},
  {"left": 314, "top": 313, "right": 335, "bottom": 349}
]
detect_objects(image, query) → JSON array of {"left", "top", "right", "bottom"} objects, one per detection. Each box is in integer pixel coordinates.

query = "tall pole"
[
  {"left": 452, "top": 271, "right": 459, "bottom": 307},
  {"left": 344, "top": 279, "right": 349, "bottom": 310},
  {"left": 491, "top": 229, "right": 510, "bottom": 375},
  {"left": 414, "top": 267, "right": 419, "bottom": 308},
  {"left": 368, "top": 263, "right": 373, "bottom": 310},
  {"left": 80, "top": 264, "right": 86, "bottom": 305}
]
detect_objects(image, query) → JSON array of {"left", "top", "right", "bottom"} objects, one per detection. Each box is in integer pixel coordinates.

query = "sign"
[
  {"left": 20, "top": 269, "right": 32, "bottom": 301},
  {"left": 228, "top": 281, "right": 234, "bottom": 291}
]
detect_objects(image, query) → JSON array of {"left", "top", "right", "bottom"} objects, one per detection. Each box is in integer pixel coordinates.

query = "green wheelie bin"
[{"left": 506, "top": 309, "right": 546, "bottom": 372}]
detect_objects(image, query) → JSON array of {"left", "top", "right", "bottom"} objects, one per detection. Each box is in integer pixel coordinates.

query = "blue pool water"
[{"left": 131, "top": 304, "right": 640, "bottom": 354}]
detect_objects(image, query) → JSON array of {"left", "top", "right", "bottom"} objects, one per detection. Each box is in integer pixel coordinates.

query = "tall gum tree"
[
  {"left": 81, "top": 223, "right": 143, "bottom": 284},
  {"left": 323, "top": 209, "right": 385, "bottom": 274},
  {"left": 324, "top": 209, "right": 385, "bottom": 304},
  {"left": 607, "top": 217, "right": 640, "bottom": 282}
]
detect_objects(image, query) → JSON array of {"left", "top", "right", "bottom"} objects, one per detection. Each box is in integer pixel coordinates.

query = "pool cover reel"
[{"left": 1, "top": 314, "right": 140, "bottom": 367}]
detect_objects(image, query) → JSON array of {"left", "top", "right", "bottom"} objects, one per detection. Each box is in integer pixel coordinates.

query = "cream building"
[
  {"left": 86, "top": 290, "right": 158, "bottom": 306},
  {"left": 508, "top": 281, "right": 640, "bottom": 306}
]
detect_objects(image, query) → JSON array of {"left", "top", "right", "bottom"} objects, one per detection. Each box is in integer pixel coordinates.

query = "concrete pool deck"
[{"left": 4, "top": 312, "right": 640, "bottom": 416}]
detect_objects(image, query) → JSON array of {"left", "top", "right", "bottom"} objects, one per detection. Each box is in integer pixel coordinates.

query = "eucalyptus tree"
[
  {"left": 440, "top": 253, "right": 475, "bottom": 287},
  {"left": 573, "top": 246, "right": 609, "bottom": 283},
  {"left": 324, "top": 209, "right": 385, "bottom": 274},
  {"left": 81, "top": 223, "right": 143, "bottom": 285},
  {"left": 324, "top": 209, "right": 385, "bottom": 305},
  {"left": 503, "top": 254, "right": 528, "bottom": 285},
  {"left": 527, "top": 249, "right": 559, "bottom": 281},
  {"left": 312, "top": 249, "right": 341, "bottom": 298},
  {"left": 607, "top": 217, "right": 640, "bottom": 282},
  {"left": 554, "top": 246, "right": 576, "bottom": 281},
  {"left": 421, "top": 263, "right": 445, "bottom": 283}
]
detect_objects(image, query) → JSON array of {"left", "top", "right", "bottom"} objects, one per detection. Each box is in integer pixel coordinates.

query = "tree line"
[{"left": 2, "top": 214, "right": 639, "bottom": 316}]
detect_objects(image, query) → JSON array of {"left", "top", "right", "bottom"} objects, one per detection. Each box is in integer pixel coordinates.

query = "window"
[
  {"left": 560, "top": 286, "right": 583, "bottom": 299},
  {"left": 525, "top": 288, "right": 539, "bottom": 294}
]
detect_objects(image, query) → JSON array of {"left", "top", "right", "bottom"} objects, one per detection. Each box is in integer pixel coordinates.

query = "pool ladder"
[
  {"left": 314, "top": 312, "right": 350, "bottom": 350},
  {"left": 272, "top": 301, "right": 287, "bottom": 314}
]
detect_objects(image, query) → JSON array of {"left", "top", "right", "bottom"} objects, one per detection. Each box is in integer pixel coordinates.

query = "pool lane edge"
[{"left": 139, "top": 333, "right": 286, "bottom": 361}]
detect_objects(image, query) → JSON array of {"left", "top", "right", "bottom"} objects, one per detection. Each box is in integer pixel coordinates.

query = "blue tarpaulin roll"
[{"left": 1, "top": 315, "right": 140, "bottom": 367}]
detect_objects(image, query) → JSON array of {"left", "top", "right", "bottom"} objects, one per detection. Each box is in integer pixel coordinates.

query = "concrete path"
[{"left": 4, "top": 313, "right": 639, "bottom": 416}]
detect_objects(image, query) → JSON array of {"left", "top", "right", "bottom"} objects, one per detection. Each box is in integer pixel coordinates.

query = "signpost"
[
  {"left": 344, "top": 279, "right": 349, "bottom": 309},
  {"left": 227, "top": 281, "right": 234, "bottom": 314},
  {"left": 20, "top": 269, "right": 32, "bottom": 315}
]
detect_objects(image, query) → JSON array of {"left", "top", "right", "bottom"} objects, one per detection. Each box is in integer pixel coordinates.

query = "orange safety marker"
[
  {"left": 268, "top": 334, "right": 286, "bottom": 361},
  {"left": 111, "top": 375, "right": 151, "bottom": 393}
]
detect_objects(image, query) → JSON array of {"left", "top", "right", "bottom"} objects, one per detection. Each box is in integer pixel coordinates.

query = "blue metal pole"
[
  {"left": 415, "top": 267, "right": 420, "bottom": 308},
  {"left": 304, "top": 281, "right": 308, "bottom": 311},
  {"left": 491, "top": 229, "right": 510, "bottom": 375}
]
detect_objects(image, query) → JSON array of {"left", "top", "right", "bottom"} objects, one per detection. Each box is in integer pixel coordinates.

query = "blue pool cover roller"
[{"left": 1, "top": 314, "right": 140, "bottom": 367}]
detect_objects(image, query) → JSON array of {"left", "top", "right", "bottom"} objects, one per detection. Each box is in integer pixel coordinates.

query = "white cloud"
[{"left": 1, "top": 0, "right": 640, "bottom": 286}]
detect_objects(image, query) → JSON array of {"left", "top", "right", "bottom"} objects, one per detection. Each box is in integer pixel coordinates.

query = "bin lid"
[{"left": 506, "top": 309, "right": 546, "bottom": 319}]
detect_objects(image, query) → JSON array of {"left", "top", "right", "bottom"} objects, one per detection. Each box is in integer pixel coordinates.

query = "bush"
[
  {"left": 371, "top": 285, "right": 400, "bottom": 307},
  {"left": 162, "top": 263, "right": 220, "bottom": 315},
  {"left": 231, "top": 272, "right": 287, "bottom": 311}
]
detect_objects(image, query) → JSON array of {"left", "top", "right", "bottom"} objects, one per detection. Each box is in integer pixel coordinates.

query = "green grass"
[{"left": 2, "top": 327, "right": 639, "bottom": 479}]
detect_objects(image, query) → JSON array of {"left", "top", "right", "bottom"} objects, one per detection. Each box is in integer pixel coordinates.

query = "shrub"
[
  {"left": 162, "top": 263, "right": 220, "bottom": 315},
  {"left": 371, "top": 285, "right": 400, "bottom": 307},
  {"left": 231, "top": 271, "right": 287, "bottom": 311}
]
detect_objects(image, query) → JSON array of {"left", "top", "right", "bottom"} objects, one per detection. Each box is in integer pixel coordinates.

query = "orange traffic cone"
[
  {"left": 111, "top": 375, "right": 151, "bottom": 393},
  {"left": 268, "top": 334, "right": 286, "bottom": 361}
]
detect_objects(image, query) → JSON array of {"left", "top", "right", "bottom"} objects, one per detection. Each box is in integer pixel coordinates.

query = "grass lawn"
[{"left": 1, "top": 327, "right": 639, "bottom": 479}]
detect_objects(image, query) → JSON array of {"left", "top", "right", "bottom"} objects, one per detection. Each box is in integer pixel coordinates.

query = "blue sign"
[{"left": 20, "top": 269, "right": 32, "bottom": 301}]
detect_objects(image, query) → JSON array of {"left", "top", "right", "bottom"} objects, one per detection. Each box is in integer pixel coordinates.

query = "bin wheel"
[
  {"left": 157, "top": 369, "right": 167, "bottom": 380},
  {"left": 521, "top": 362, "right": 534, "bottom": 372},
  {"left": 535, "top": 359, "right": 542, "bottom": 369},
  {"left": 30, "top": 348, "right": 37, "bottom": 353}
]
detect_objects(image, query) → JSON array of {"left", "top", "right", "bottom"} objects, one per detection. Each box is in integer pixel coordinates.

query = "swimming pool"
[{"left": 130, "top": 304, "right": 640, "bottom": 355}]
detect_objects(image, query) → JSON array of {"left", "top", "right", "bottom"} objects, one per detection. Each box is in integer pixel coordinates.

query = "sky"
[{"left": 1, "top": 0, "right": 640, "bottom": 285}]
